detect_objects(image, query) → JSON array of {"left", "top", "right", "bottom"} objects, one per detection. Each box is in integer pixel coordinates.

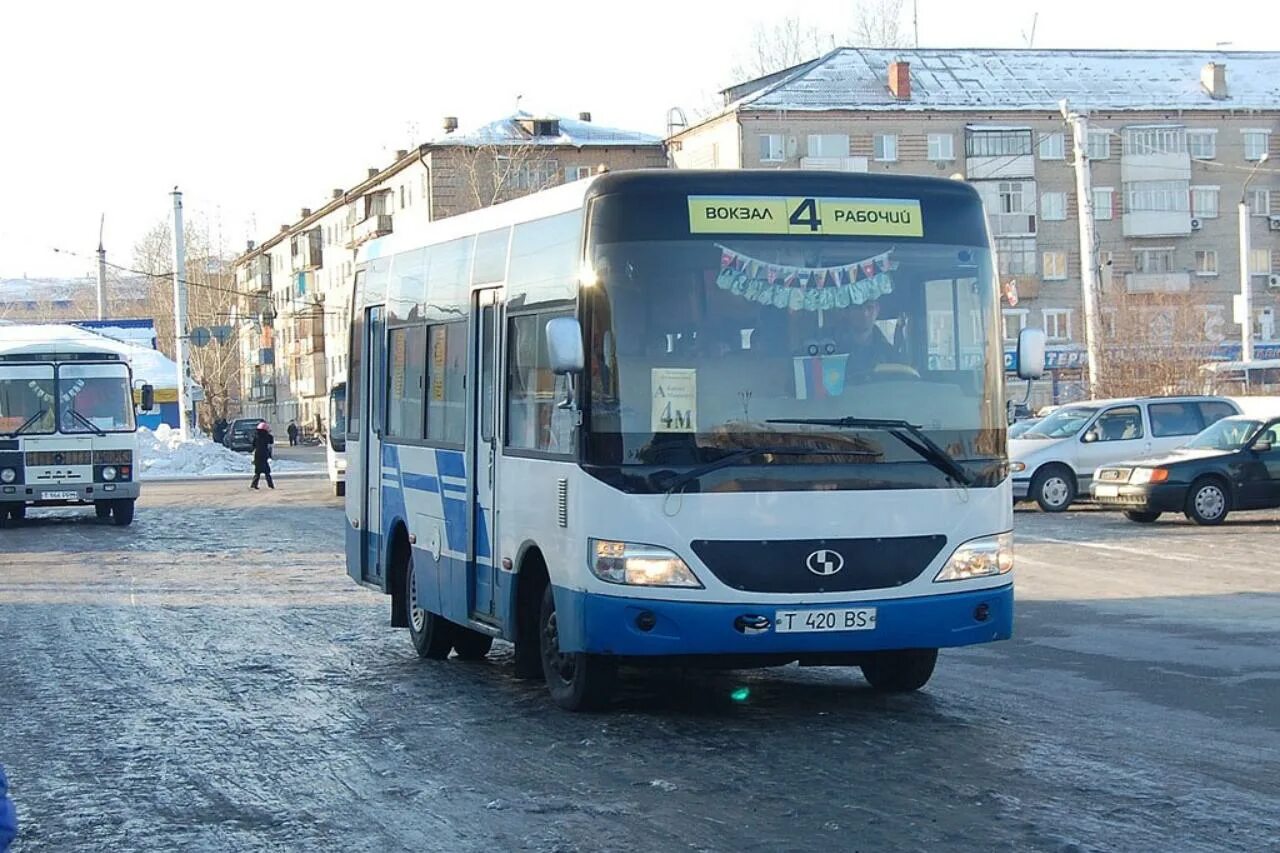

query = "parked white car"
[{"left": 1010, "top": 395, "right": 1241, "bottom": 511}]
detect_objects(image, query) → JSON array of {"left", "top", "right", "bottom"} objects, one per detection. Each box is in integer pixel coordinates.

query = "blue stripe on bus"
[
  {"left": 441, "top": 496, "right": 467, "bottom": 554},
  {"left": 475, "top": 508, "right": 491, "bottom": 560},
  {"left": 435, "top": 449, "right": 466, "bottom": 479},
  {"left": 440, "top": 480, "right": 467, "bottom": 495},
  {"left": 402, "top": 473, "right": 440, "bottom": 494}
]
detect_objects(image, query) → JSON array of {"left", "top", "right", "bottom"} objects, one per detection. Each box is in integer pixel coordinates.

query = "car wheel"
[
  {"left": 1185, "top": 478, "right": 1230, "bottom": 526},
  {"left": 860, "top": 648, "right": 938, "bottom": 693},
  {"left": 1031, "top": 465, "right": 1076, "bottom": 513},
  {"left": 539, "top": 585, "right": 615, "bottom": 711},
  {"left": 1123, "top": 510, "right": 1161, "bottom": 524},
  {"left": 405, "top": 551, "right": 453, "bottom": 659}
]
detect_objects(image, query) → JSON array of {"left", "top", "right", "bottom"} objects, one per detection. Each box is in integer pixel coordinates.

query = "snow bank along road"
[{"left": 1, "top": 483, "right": 1277, "bottom": 852}]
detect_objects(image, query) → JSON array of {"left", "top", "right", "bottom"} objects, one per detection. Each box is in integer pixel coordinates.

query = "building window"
[
  {"left": 1243, "top": 130, "right": 1270, "bottom": 162},
  {"left": 1124, "top": 180, "right": 1189, "bottom": 213},
  {"left": 998, "top": 181, "right": 1026, "bottom": 214},
  {"left": 1195, "top": 250, "right": 1218, "bottom": 276},
  {"left": 1134, "top": 247, "right": 1175, "bottom": 274},
  {"left": 1042, "top": 309, "right": 1072, "bottom": 342},
  {"left": 1191, "top": 186, "right": 1220, "bottom": 219},
  {"left": 564, "top": 166, "right": 592, "bottom": 182},
  {"left": 1123, "top": 126, "right": 1186, "bottom": 156},
  {"left": 1002, "top": 309, "right": 1028, "bottom": 341},
  {"left": 806, "top": 134, "right": 849, "bottom": 158},
  {"left": 1187, "top": 129, "right": 1217, "bottom": 160},
  {"left": 759, "top": 133, "right": 784, "bottom": 163},
  {"left": 1087, "top": 130, "right": 1111, "bottom": 160},
  {"left": 1250, "top": 248, "right": 1273, "bottom": 277},
  {"left": 1249, "top": 188, "right": 1271, "bottom": 216},
  {"left": 874, "top": 133, "right": 898, "bottom": 162},
  {"left": 966, "top": 131, "right": 1031, "bottom": 157},
  {"left": 928, "top": 133, "right": 955, "bottom": 161},
  {"left": 1039, "top": 132, "right": 1065, "bottom": 160},
  {"left": 995, "top": 237, "right": 1036, "bottom": 276},
  {"left": 1042, "top": 251, "right": 1068, "bottom": 281},
  {"left": 1093, "top": 187, "right": 1115, "bottom": 220},
  {"left": 1041, "top": 192, "right": 1067, "bottom": 221}
]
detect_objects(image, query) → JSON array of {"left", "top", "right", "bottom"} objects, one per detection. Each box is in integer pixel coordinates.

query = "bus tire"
[
  {"left": 1031, "top": 465, "right": 1076, "bottom": 512},
  {"left": 10, "top": 504, "right": 26, "bottom": 521},
  {"left": 452, "top": 629, "right": 493, "bottom": 661},
  {"left": 539, "top": 585, "right": 615, "bottom": 711},
  {"left": 405, "top": 551, "right": 453, "bottom": 659},
  {"left": 95, "top": 502, "right": 112, "bottom": 520},
  {"left": 860, "top": 648, "right": 938, "bottom": 693},
  {"left": 111, "top": 499, "right": 135, "bottom": 527},
  {"left": 1185, "top": 477, "right": 1230, "bottom": 526},
  {"left": 335, "top": 481, "right": 345, "bottom": 498}
]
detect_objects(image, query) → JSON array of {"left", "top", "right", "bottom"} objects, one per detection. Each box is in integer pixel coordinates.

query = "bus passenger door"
[
  {"left": 470, "top": 289, "right": 502, "bottom": 620},
  {"left": 362, "top": 306, "right": 387, "bottom": 586}
]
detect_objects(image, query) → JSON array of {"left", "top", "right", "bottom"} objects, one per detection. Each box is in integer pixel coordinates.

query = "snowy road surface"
[{"left": 1, "top": 483, "right": 1277, "bottom": 852}]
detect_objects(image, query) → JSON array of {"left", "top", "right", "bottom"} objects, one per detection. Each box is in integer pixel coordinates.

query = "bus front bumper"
[
  {"left": 552, "top": 584, "right": 1013, "bottom": 657},
  {"left": 4, "top": 481, "right": 140, "bottom": 505}
]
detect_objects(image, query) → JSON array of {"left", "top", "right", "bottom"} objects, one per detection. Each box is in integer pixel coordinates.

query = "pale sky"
[{"left": 2, "top": 0, "right": 1277, "bottom": 279}]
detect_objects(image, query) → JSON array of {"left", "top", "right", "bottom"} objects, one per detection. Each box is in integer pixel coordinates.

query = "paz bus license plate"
[
  {"left": 775, "top": 607, "right": 877, "bottom": 633},
  {"left": 41, "top": 491, "right": 78, "bottom": 501}
]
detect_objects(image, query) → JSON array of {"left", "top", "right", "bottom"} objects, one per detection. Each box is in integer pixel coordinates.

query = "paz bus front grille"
[{"left": 26, "top": 450, "right": 92, "bottom": 466}]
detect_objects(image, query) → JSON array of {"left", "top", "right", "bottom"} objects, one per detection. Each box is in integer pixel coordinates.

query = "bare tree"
[
  {"left": 852, "top": 0, "right": 907, "bottom": 49},
  {"left": 1095, "top": 289, "right": 1223, "bottom": 398},
  {"left": 444, "top": 141, "right": 563, "bottom": 214},
  {"left": 729, "top": 4, "right": 909, "bottom": 84}
]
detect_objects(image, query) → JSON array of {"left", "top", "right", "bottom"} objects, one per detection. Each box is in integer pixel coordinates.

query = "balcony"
[
  {"left": 988, "top": 212, "right": 1037, "bottom": 237},
  {"left": 966, "top": 154, "right": 1034, "bottom": 180},
  {"left": 799, "top": 156, "right": 868, "bottom": 172},
  {"left": 1125, "top": 272, "right": 1191, "bottom": 294},
  {"left": 348, "top": 214, "right": 393, "bottom": 248},
  {"left": 1122, "top": 211, "right": 1192, "bottom": 238},
  {"left": 295, "top": 353, "right": 327, "bottom": 398},
  {"left": 243, "top": 255, "right": 272, "bottom": 294},
  {"left": 250, "top": 381, "right": 275, "bottom": 402},
  {"left": 257, "top": 347, "right": 275, "bottom": 366},
  {"left": 291, "top": 228, "right": 323, "bottom": 272}
]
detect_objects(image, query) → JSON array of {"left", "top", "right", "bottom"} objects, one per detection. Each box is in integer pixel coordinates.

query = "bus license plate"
[
  {"left": 775, "top": 607, "right": 877, "bottom": 633},
  {"left": 42, "top": 491, "right": 78, "bottom": 501}
]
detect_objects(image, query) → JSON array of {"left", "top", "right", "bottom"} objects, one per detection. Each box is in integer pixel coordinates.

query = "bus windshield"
[
  {"left": 583, "top": 233, "right": 1004, "bottom": 481},
  {"left": 57, "top": 364, "right": 136, "bottom": 433},
  {"left": 0, "top": 365, "right": 56, "bottom": 435}
]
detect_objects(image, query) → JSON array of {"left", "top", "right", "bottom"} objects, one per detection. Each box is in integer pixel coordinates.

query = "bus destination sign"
[{"left": 688, "top": 195, "right": 924, "bottom": 238}]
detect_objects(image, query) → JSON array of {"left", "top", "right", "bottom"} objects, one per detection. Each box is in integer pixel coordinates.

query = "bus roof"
[{"left": 0, "top": 323, "right": 125, "bottom": 360}]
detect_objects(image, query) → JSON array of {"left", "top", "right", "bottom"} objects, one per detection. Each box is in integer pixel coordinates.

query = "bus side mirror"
[
  {"left": 546, "top": 317, "right": 585, "bottom": 375},
  {"left": 1016, "top": 328, "right": 1047, "bottom": 381},
  {"left": 140, "top": 384, "right": 155, "bottom": 412}
]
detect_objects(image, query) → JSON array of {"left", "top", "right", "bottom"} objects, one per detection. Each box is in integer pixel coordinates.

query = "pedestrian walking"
[
  {"left": 250, "top": 422, "right": 275, "bottom": 490},
  {"left": 287, "top": 420, "right": 299, "bottom": 446},
  {"left": 0, "top": 764, "right": 17, "bottom": 852}
]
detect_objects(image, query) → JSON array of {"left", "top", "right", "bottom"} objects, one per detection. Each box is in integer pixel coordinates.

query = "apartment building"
[
  {"left": 233, "top": 111, "right": 666, "bottom": 429},
  {"left": 670, "top": 49, "right": 1280, "bottom": 401}
]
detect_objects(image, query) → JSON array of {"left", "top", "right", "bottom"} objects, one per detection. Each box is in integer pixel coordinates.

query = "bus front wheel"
[
  {"left": 334, "top": 481, "right": 346, "bottom": 498},
  {"left": 539, "top": 585, "right": 615, "bottom": 711},
  {"left": 860, "top": 648, "right": 938, "bottom": 693},
  {"left": 95, "top": 502, "right": 112, "bottom": 520},
  {"left": 111, "top": 499, "right": 135, "bottom": 527}
]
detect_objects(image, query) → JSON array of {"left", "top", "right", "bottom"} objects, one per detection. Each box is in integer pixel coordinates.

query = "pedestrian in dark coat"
[
  {"left": 287, "top": 420, "right": 299, "bottom": 446},
  {"left": 0, "top": 763, "right": 17, "bottom": 852},
  {"left": 251, "top": 422, "right": 275, "bottom": 490}
]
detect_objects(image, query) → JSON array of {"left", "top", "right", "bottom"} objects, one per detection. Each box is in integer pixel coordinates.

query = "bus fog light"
[
  {"left": 590, "top": 540, "right": 702, "bottom": 588},
  {"left": 0, "top": 468, "right": 15, "bottom": 484},
  {"left": 935, "top": 533, "right": 1013, "bottom": 582}
]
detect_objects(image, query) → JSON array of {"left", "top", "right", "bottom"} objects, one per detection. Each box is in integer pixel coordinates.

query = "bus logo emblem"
[{"left": 806, "top": 549, "right": 845, "bottom": 576}]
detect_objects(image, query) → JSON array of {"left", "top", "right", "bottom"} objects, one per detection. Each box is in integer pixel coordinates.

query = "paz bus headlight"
[
  {"left": 0, "top": 468, "right": 15, "bottom": 484},
  {"left": 101, "top": 466, "right": 118, "bottom": 481},
  {"left": 590, "top": 540, "right": 703, "bottom": 588},
  {"left": 935, "top": 533, "right": 1014, "bottom": 582}
]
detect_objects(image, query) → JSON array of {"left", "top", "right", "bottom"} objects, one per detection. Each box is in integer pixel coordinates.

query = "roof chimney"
[
  {"left": 443, "top": 116, "right": 459, "bottom": 134},
  {"left": 888, "top": 60, "right": 911, "bottom": 100},
  {"left": 246, "top": 239, "right": 256, "bottom": 251},
  {"left": 578, "top": 111, "right": 592, "bottom": 122},
  {"left": 1201, "top": 62, "right": 1228, "bottom": 100},
  {"left": 332, "top": 188, "right": 344, "bottom": 199},
  {"left": 280, "top": 224, "right": 289, "bottom": 233},
  {"left": 395, "top": 149, "right": 408, "bottom": 160},
  {"left": 367, "top": 167, "right": 379, "bottom": 179},
  {"left": 300, "top": 208, "right": 311, "bottom": 218}
]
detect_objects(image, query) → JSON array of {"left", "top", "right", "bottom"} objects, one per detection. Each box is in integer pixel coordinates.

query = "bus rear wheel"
[
  {"left": 405, "top": 551, "right": 453, "bottom": 659},
  {"left": 860, "top": 648, "right": 938, "bottom": 693},
  {"left": 539, "top": 585, "right": 615, "bottom": 711}
]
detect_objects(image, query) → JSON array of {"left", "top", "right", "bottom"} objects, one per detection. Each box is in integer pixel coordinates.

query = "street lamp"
[{"left": 1239, "top": 152, "right": 1269, "bottom": 363}]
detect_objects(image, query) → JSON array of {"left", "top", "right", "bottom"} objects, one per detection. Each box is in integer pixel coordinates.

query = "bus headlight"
[
  {"left": 0, "top": 468, "right": 15, "bottom": 484},
  {"left": 101, "top": 466, "right": 117, "bottom": 481},
  {"left": 934, "top": 533, "right": 1014, "bottom": 582},
  {"left": 590, "top": 540, "right": 703, "bottom": 588}
]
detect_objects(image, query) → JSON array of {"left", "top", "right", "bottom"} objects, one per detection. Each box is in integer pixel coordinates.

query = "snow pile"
[{"left": 137, "top": 425, "right": 311, "bottom": 479}]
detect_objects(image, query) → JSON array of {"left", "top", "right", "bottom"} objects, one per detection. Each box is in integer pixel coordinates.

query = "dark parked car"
[
  {"left": 223, "top": 418, "right": 263, "bottom": 452},
  {"left": 1090, "top": 415, "right": 1280, "bottom": 525}
]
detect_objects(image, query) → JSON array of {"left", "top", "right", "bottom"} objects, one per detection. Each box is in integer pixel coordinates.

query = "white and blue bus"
[
  {"left": 327, "top": 381, "right": 347, "bottom": 497},
  {"left": 344, "top": 170, "right": 1041, "bottom": 710}
]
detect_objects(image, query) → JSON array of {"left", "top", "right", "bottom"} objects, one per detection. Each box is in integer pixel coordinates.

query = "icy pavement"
[
  {"left": 137, "top": 425, "right": 320, "bottom": 479},
  {"left": 0, "top": 483, "right": 1277, "bottom": 852}
]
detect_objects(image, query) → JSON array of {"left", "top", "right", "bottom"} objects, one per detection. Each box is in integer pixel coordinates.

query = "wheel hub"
[
  {"left": 541, "top": 611, "right": 575, "bottom": 683},
  {"left": 1043, "top": 476, "right": 1070, "bottom": 507},
  {"left": 409, "top": 562, "right": 426, "bottom": 633},
  {"left": 1195, "top": 486, "right": 1225, "bottom": 519}
]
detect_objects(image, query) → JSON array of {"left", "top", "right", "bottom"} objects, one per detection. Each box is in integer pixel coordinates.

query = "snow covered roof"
[
  {"left": 723, "top": 48, "right": 1280, "bottom": 114},
  {"left": 0, "top": 323, "right": 180, "bottom": 388},
  {"left": 428, "top": 111, "right": 662, "bottom": 148}
]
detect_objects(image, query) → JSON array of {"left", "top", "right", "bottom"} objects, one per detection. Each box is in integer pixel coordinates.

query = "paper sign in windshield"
[{"left": 652, "top": 368, "right": 697, "bottom": 433}]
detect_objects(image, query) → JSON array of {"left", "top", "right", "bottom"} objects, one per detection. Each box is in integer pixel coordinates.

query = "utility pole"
[
  {"left": 172, "top": 188, "right": 192, "bottom": 440},
  {"left": 96, "top": 214, "right": 107, "bottom": 320},
  {"left": 1061, "top": 100, "right": 1104, "bottom": 397},
  {"left": 913, "top": 0, "right": 919, "bottom": 49},
  {"left": 1239, "top": 152, "right": 1268, "bottom": 364}
]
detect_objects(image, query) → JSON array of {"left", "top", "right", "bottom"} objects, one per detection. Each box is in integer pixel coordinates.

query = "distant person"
[
  {"left": 842, "top": 297, "right": 901, "bottom": 370},
  {"left": 286, "top": 420, "right": 299, "bottom": 446},
  {"left": 251, "top": 422, "right": 275, "bottom": 490},
  {"left": 212, "top": 417, "right": 228, "bottom": 445},
  {"left": 0, "top": 763, "right": 16, "bottom": 852}
]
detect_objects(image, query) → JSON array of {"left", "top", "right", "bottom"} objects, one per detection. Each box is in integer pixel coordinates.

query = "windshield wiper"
[
  {"left": 64, "top": 408, "right": 107, "bottom": 437},
  {"left": 765, "top": 416, "right": 972, "bottom": 486},
  {"left": 655, "top": 445, "right": 873, "bottom": 494},
  {"left": 4, "top": 409, "right": 48, "bottom": 437}
]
